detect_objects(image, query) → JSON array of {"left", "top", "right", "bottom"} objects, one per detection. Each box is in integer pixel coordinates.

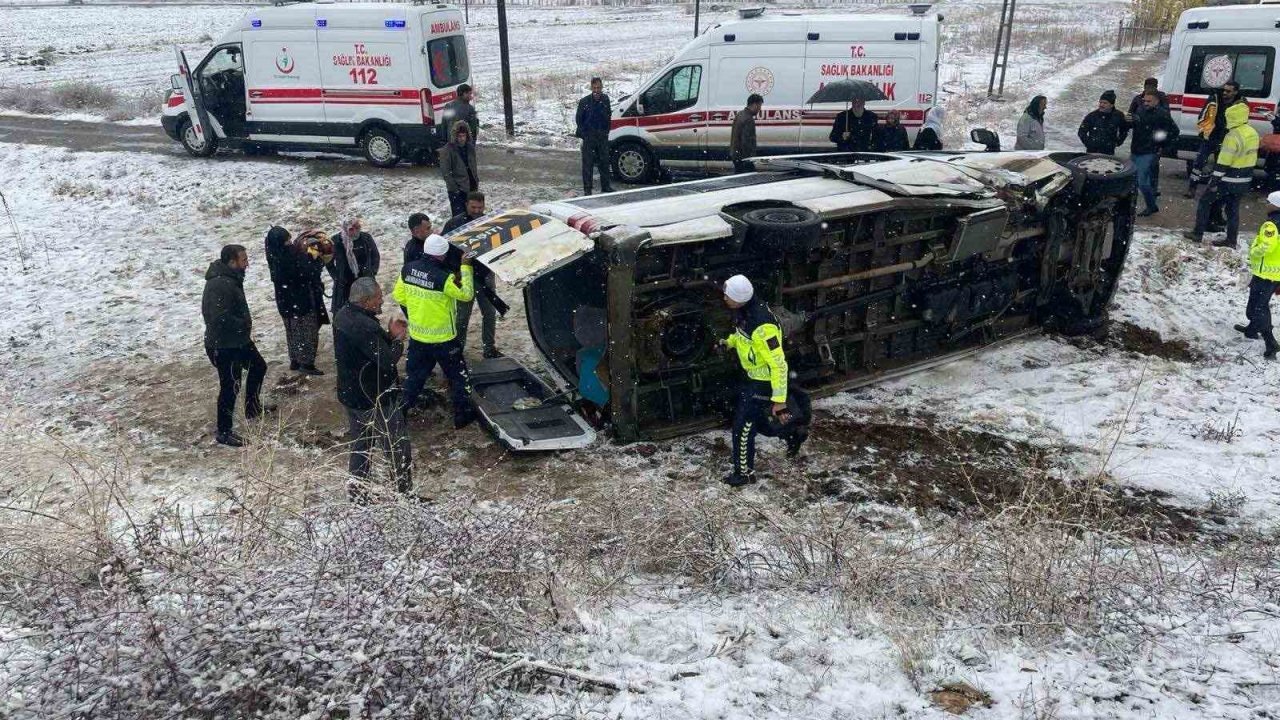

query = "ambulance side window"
[
  {"left": 427, "top": 36, "right": 469, "bottom": 88},
  {"left": 639, "top": 65, "right": 702, "bottom": 115},
  {"left": 1185, "top": 45, "right": 1273, "bottom": 97},
  {"left": 197, "top": 46, "right": 244, "bottom": 103}
]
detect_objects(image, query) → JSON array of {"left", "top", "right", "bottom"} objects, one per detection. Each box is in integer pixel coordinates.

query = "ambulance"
[
  {"left": 162, "top": 2, "right": 468, "bottom": 167},
  {"left": 608, "top": 5, "right": 941, "bottom": 183},
  {"left": 1163, "top": 2, "right": 1279, "bottom": 166}
]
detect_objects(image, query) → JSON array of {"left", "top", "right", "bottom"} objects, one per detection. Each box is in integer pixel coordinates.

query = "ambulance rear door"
[
  {"left": 801, "top": 19, "right": 921, "bottom": 149},
  {"left": 317, "top": 6, "right": 420, "bottom": 146},
  {"left": 706, "top": 26, "right": 806, "bottom": 160}
]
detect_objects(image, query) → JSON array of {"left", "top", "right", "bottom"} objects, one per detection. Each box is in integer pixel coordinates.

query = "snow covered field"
[{"left": 0, "top": 0, "right": 1130, "bottom": 145}]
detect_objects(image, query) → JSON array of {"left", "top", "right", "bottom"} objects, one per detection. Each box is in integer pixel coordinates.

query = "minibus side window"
[{"left": 1185, "top": 45, "right": 1274, "bottom": 97}]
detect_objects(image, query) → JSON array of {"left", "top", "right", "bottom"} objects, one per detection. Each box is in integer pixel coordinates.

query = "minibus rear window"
[{"left": 428, "top": 35, "right": 469, "bottom": 88}]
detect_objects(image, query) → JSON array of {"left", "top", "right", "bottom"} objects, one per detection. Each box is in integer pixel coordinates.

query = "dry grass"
[{"left": 0, "top": 81, "right": 162, "bottom": 121}]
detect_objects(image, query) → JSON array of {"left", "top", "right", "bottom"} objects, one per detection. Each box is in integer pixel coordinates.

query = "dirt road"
[{"left": 0, "top": 113, "right": 583, "bottom": 183}]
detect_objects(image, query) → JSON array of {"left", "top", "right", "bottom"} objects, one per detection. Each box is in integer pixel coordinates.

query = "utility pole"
[
  {"left": 497, "top": 0, "right": 514, "bottom": 137},
  {"left": 694, "top": 0, "right": 700, "bottom": 38},
  {"left": 986, "top": 0, "right": 1016, "bottom": 99},
  {"left": 464, "top": 0, "right": 468, "bottom": 25}
]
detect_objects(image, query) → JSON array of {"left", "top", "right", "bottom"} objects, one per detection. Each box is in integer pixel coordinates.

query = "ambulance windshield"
[{"left": 427, "top": 35, "right": 469, "bottom": 88}]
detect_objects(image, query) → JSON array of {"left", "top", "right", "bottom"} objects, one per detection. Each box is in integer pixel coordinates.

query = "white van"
[
  {"left": 608, "top": 6, "right": 941, "bottom": 183},
  {"left": 1163, "top": 2, "right": 1279, "bottom": 166},
  {"left": 162, "top": 2, "right": 468, "bottom": 167}
]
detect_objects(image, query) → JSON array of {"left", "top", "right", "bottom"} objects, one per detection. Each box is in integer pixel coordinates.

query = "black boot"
[
  {"left": 1183, "top": 231, "right": 1203, "bottom": 243},
  {"left": 299, "top": 365, "right": 325, "bottom": 376},
  {"left": 1235, "top": 323, "right": 1259, "bottom": 339},
  {"left": 453, "top": 407, "right": 478, "bottom": 429},
  {"left": 216, "top": 431, "right": 246, "bottom": 447},
  {"left": 1265, "top": 331, "right": 1279, "bottom": 359},
  {"left": 289, "top": 361, "right": 300, "bottom": 371},
  {"left": 245, "top": 402, "right": 277, "bottom": 420},
  {"left": 721, "top": 471, "right": 756, "bottom": 487}
]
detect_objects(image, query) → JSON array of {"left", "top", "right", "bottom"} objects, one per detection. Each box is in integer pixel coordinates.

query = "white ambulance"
[
  {"left": 162, "top": 2, "right": 468, "bottom": 167},
  {"left": 1163, "top": 2, "right": 1278, "bottom": 166},
  {"left": 608, "top": 5, "right": 941, "bottom": 183}
]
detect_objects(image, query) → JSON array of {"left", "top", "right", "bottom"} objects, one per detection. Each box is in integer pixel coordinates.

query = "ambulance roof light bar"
[{"left": 738, "top": 7, "right": 765, "bottom": 19}]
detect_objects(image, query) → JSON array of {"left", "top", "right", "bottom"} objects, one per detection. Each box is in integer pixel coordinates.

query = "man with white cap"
[
  {"left": 393, "top": 233, "right": 478, "bottom": 428},
  {"left": 1234, "top": 191, "right": 1280, "bottom": 359},
  {"left": 721, "top": 274, "right": 805, "bottom": 486}
]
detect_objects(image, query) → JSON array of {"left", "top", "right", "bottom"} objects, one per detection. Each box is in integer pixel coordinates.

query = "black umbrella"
[{"left": 806, "top": 79, "right": 887, "bottom": 104}]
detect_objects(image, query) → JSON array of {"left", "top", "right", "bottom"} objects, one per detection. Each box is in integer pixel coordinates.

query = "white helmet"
[
  {"left": 424, "top": 234, "right": 449, "bottom": 256},
  {"left": 724, "top": 274, "right": 754, "bottom": 303}
]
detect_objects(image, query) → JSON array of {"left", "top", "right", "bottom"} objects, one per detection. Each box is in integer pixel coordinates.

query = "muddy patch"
[
  {"left": 801, "top": 411, "right": 1228, "bottom": 541},
  {"left": 1062, "top": 321, "right": 1203, "bottom": 362}
]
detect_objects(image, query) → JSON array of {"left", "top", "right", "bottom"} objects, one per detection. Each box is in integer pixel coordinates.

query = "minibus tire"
[
  {"left": 612, "top": 141, "right": 656, "bottom": 184},
  {"left": 179, "top": 117, "right": 217, "bottom": 158},
  {"left": 740, "top": 205, "right": 822, "bottom": 250},
  {"left": 361, "top": 127, "right": 401, "bottom": 168}
]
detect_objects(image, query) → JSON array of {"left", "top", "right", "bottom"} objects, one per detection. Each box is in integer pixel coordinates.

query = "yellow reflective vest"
[
  {"left": 392, "top": 259, "right": 474, "bottom": 343},
  {"left": 1250, "top": 217, "right": 1280, "bottom": 281},
  {"left": 1214, "top": 103, "right": 1259, "bottom": 186},
  {"left": 726, "top": 301, "right": 789, "bottom": 403}
]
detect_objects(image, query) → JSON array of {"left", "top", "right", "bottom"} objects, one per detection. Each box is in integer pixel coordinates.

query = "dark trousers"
[
  {"left": 1195, "top": 184, "right": 1242, "bottom": 245},
  {"left": 581, "top": 133, "right": 612, "bottom": 194},
  {"left": 1133, "top": 153, "right": 1159, "bottom": 212},
  {"left": 1246, "top": 276, "right": 1278, "bottom": 334},
  {"left": 733, "top": 159, "right": 756, "bottom": 173},
  {"left": 1266, "top": 151, "right": 1280, "bottom": 192},
  {"left": 402, "top": 338, "right": 473, "bottom": 421},
  {"left": 448, "top": 191, "right": 468, "bottom": 219},
  {"left": 346, "top": 399, "right": 412, "bottom": 498},
  {"left": 455, "top": 274, "right": 497, "bottom": 353},
  {"left": 1188, "top": 140, "right": 1216, "bottom": 191},
  {"left": 282, "top": 313, "right": 320, "bottom": 368},
  {"left": 730, "top": 381, "right": 782, "bottom": 477},
  {"left": 207, "top": 343, "right": 266, "bottom": 434}
]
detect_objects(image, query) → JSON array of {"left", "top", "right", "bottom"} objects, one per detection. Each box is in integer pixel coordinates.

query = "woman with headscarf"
[
  {"left": 325, "top": 216, "right": 380, "bottom": 314},
  {"left": 265, "top": 226, "right": 331, "bottom": 375},
  {"left": 1015, "top": 95, "right": 1047, "bottom": 150},
  {"left": 913, "top": 106, "right": 945, "bottom": 151}
]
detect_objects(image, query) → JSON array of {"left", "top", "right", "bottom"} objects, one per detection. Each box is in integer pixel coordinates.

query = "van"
[
  {"left": 1163, "top": 2, "right": 1279, "bottom": 167},
  {"left": 608, "top": 6, "right": 941, "bottom": 184},
  {"left": 450, "top": 149, "right": 1135, "bottom": 444},
  {"left": 162, "top": 2, "right": 468, "bottom": 167}
]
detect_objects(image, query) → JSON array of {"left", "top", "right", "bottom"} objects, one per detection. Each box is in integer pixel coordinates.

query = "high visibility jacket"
[
  {"left": 726, "top": 299, "right": 788, "bottom": 403},
  {"left": 1213, "top": 103, "right": 1259, "bottom": 186},
  {"left": 392, "top": 256, "right": 474, "bottom": 343},
  {"left": 1250, "top": 214, "right": 1280, "bottom": 281}
]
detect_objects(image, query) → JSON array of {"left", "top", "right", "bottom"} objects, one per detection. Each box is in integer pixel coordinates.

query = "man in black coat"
[
  {"left": 333, "top": 277, "right": 412, "bottom": 502},
  {"left": 402, "top": 212, "right": 434, "bottom": 266},
  {"left": 202, "top": 244, "right": 269, "bottom": 447},
  {"left": 575, "top": 77, "right": 614, "bottom": 195},
  {"left": 1077, "top": 90, "right": 1129, "bottom": 155},
  {"left": 326, "top": 217, "right": 380, "bottom": 314},
  {"left": 1129, "top": 91, "right": 1180, "bottom": 216},
  {"left": 444, "top": 191, "right": 507, "bottom": 358},
  {"left": 830, "top": 98, "right": 878, "bottom": 152}
]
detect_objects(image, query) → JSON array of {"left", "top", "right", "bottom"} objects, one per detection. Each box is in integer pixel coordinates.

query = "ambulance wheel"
[
  {"left": 179, "top": 117, "right": 217, "bottom": 158},
  {"left": 361, "top": 127, "right": 401, "bottom": 168},
  {"left": 612, "top": 141, "right": 656, "bottom": 184}
]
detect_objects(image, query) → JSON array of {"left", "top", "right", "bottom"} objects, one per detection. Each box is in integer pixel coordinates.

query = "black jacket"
[
  {"left": 266, "top": 229, "right": 328, "bottom": 321},
  {"left": 443, "top": 211, "right": 481, "bottom": 234},
  {"left": 202, "top": 260, "right": 252, "bottom": 350},
  {"left": 1129, "top": 104, "right": 1179, "bottom": 156},
  {"left": 830, "top": 109, "right": 879, "bottom": 152},
  {"left": 913, "top": 127, "right": 942, "bottom": 151},
  {"left": 1077, "top": 109, "right": 1130, "bottom": 155},
  {"left": 575, "top": 93, "right": 611, "bottom": 138},
  {"left": 326, "top": 231, "right": 380, "bottom": 313},
  {"left": 333, "top": 303, "right": 404, "bottom": 411},
  {"left": 876, "top": 124, "right": 910, "bottom": 152}
]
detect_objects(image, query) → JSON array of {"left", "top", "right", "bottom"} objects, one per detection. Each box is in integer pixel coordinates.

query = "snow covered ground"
[{"left": 0, "top": 0, "right": 1131, "bottom": 146}]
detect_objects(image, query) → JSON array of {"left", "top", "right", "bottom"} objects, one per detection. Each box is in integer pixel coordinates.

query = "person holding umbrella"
[{"left": 810, "top": 79, "right": 886, "bottom": 153}]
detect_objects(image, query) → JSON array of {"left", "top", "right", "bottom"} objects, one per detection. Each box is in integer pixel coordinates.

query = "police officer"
[
  {"left": 392, "top": 233, "right": 478, "bottom": 428},
  {"left": 721, "top": 275, "right": 804, "bottom": 487},
  {"left": 1234, "top": 192, "right": 1280, "bottom": 359},
  {"left": 1185, "top": 101, "right": 1259, "bottom": 248}
]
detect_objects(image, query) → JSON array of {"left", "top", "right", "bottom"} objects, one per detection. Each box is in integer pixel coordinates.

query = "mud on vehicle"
[{"left": 453, "top": 150, "right": 1136, "bottom": 445}]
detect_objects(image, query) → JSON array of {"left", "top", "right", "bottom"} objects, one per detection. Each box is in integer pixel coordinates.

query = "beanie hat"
[
  {"left": 724, "top": 275, "right": 754, "bottom": 303},
  {"left": 1100, "top": 90, "right": 1116, "bottom": 105},
  {"left": 1269, "top": 191, "right": 1280, "bottom": 209},
  {"left": 424, "top": 234, "right": 449, "bottom": 257}
]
